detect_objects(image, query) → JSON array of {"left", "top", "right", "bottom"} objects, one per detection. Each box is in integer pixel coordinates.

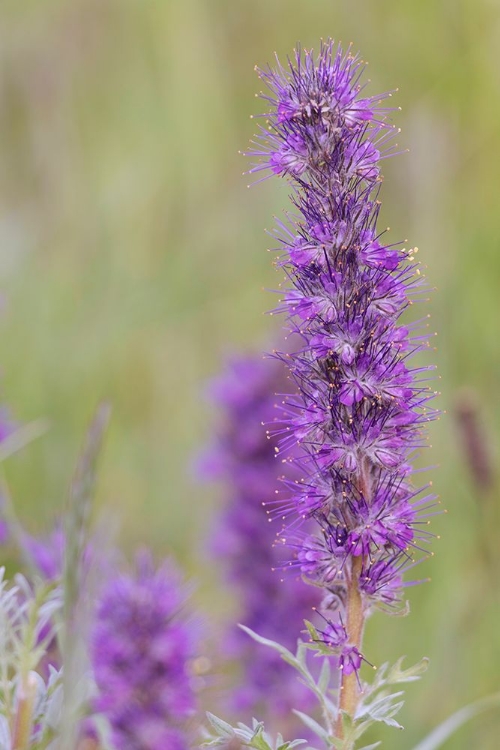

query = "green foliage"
[
  {"left": 0, "top": 570, "right": 63, "bottom": 749},
  {"left": 238, "top": 625, "right": 429, "bottom": 750},
  {"left": 239, "top": 624, "right": 338, "bottom": 738},
  {"left": 0, "top": 405, "right": 109, "bottom": 748},
  {"left": 203, "top": 714, "right": 307, "bottom": 749}
]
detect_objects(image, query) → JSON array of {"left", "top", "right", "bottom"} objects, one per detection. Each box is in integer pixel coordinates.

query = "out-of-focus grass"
[{"left": 1, "top": 0, "right": 500, "bottom": 747}]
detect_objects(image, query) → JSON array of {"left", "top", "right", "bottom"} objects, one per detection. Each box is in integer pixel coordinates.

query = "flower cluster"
[
  {"left": 204, "top": 355, "right": 319, "bottom": 721},
  {"left": 91, "top": 552, "right": 198, "bottom": 750},
  {"left": 250, "top": 42, "right": 438, "bottom": 685}
]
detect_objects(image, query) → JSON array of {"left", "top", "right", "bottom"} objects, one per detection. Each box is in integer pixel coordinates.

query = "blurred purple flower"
[
  {"left": 0, "top": 408, "right": 17, "bottom": 543},
  {"left": 0, "top": 407, "right": 16, "bottom": 443},
  {"left": 21, "top": 525, "right": 65, "bottom": 581},
  {"left": 203, "top": 355, "right": 320, "bottom": 722},
  {"left": 90, "top": 551, "right": 198, "bottom": 750}
]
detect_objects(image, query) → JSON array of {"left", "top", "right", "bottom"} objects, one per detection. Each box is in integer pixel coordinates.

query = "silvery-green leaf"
[
  {"left": 0, "top": 717, "right": 10, "bottom": 750},
  {"left": 292, "top": 709, "right": 328, "bottom": 741},
  {"left": 370, "top": 661, "right": 388, "bottom": 690},
  {"left": 412, "top": 692, "right": 500, "bottom": 750},
  {"left": 37, "top": 589, "right": 63, "bottom": 626},
  {"left": 387, "top": 656, "right": 429, "bottom": 684},
  {"left": 28, "top": 670, "right": 48, "bottom": 720},
  {"left": 281, "top": 651, "right": 305, "bottom": 671},
  {"left": 46, "top": 665, "right": 63, "bottom": 692},
  {"left": 0, "top": 419, "right": 49, "bottom": 464},
  {"left": 239, "top": 625, "right": 296, "bottom": 663},
  {"left": 302, "top": 621, "right": 333, "bottom": 658},
  {"left": 232, "top": 723, "right": 270, "bottom": 750},
  {"left": 248, "top": 724, "right": 271, "bottom": 750},
  {"left": 205, "top": 712, "right": 236, "bottom": 740},
  {"left": 201, "top": 735, "right": 233, "bottom": 748},
  {"left": 200, "top": 739, "right": 227, "bottom": 747},
  {"left": 251, "top": 736, "right": 272, "bottom": 750},
  {"left": 304, "top": 620, "right": 319, "bottom": 641},
  {"left": 382, "top": 716, "right": 404, "bottom": 730},
  {"left": 297, "top": 641, "right": 308, "bottom": 667},
  {"left": 239, "top": 625, "right": 312, "bottom": 683},
  {"left": 327, "top": 737, "right": 345, "bottom": 750},
  {"left": 44, "top": 683, "right": 63, "bottom": 729},
  {"left": 317, "top": 657, "right": 331, "bottom": 693},
  {"left": 359, "top": 690, "right": 405, "bottom": 719},
  {"left": 358, "top": 695, "right": 404, "bottom": 730},
  {"left": 12, "top": 573, "right": 32, "bottom": 599},
  {"left": 357, "top": 743, "right": 382, "bottom": 749},
  {"left": 236, "top": 719, "right": 261, "bottom": 739},
  {"left": 321, "top": 693, "right": 339, "bottom": 719}
]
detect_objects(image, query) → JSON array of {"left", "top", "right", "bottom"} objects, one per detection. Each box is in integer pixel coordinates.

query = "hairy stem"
[
  {"left": 335, "top": 555, "right": 365, "bottom": 743},
  {"left": 335, "top": 459, "right": 370, "bottom": 744}
]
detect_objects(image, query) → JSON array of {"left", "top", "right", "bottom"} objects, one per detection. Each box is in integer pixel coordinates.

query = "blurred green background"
[{"left": 1, "top": 0, "right": 500, "bottom": 747}]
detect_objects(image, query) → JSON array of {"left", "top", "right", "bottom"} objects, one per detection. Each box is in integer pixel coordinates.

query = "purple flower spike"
[
  {"left": 249, "top": 40, "right": 438, "bottom": 725},
  {"left": 91, "top": 552, "right": 197, "bottom": 750}
]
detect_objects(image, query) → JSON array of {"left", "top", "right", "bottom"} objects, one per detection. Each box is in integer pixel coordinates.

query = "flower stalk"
[
  {"left": 337, "top": 554, "right": 364, "bottom": 732},
  {"left": 248, "top": 40, "right": 438, "bottom": 741}
]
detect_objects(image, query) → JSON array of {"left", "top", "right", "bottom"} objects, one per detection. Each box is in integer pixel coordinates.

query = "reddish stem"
[{"left": 335, "top": 555, "right": 365, "bottom": 742}]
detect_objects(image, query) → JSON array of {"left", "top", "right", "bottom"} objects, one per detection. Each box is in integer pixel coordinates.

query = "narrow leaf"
[
  {"left": 304, "top": 619, "right": 320, "bottom": 641},
  {"left": 60, "top": 403, "right": 111, "bottom": 748},
  {"left": 317, "top": 657, "right": 331, "bottom": 693},
  {"left": 0, "top": 419, "right": 49, "bottom": 463},
  {"left": 206, "top": 712, "right": 236, "bottom": 740},
  {"left": 239, "top": 624, "right": 310, "bottom": 678},
  {"left": 292, "top": 710, "right": 327, "bottom": 741},
  {"left": 63, "top": 402, "right": 111, "bottom": 617},
  {"left": 239, "top": 625, "right": 296, "bottom": 661},
  {"left": 388, "top": 656, "right": 429, "bottom": 684},
  {"left": 412, "top": 693, "right": 500, "bottom": 750}
]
